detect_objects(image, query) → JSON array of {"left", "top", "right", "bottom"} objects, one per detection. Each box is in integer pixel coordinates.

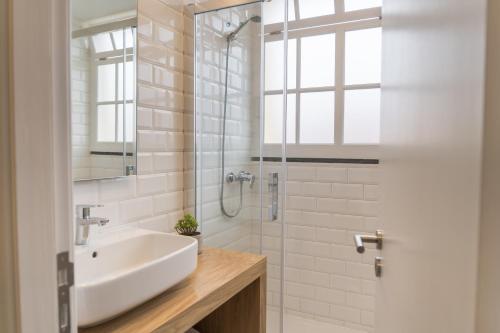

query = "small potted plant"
[{"left": 175, "top": 213, "right": 202, "bottom": 254}]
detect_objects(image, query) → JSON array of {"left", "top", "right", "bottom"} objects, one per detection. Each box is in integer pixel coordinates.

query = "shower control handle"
[
  {"left": 226, "top": 171, "right": 255, "bottom": 188},
  {"left": 239, "top": 171, "right": 255, "bottom": 188}
]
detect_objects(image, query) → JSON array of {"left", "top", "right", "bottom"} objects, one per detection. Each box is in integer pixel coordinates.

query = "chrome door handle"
[{"left": 354, "top": 230, "right": 384, "bottom": 253}]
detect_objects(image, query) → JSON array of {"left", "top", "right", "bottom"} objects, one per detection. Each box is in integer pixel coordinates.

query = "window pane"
[
  {"left": 264, "top": 94, "right": 296, "bottom": 144},
  {"left": 263, "top": 0, "right": 295, "bottom": 25},
  {"left": 345, "top": 28, "right": 382, "bottom": 85},
  {"left": 97, "top": 105, "right": 116, "bottom": 142},
  {"left": 301, "top": 34, "right": 335, "bottom": 88},
  {"left": 118, "top": 61, "right": 135, "bottom": 101},
  {"left": 265, "top": 39, "right": 296, "bottom": 91},
  {"left": 344, "top": 89, "right": 380, "bottom": 144},
  {"left": 298, "top": 0, "right": 335, "bottom": 19},
  {"left": 113, "top": 28, "right": 135, "bottom": 50},
  {"left": 117, "top": 103, "right": 135, "bottom": 143},
  {"left": 345, "top": 0, "right": 382, "bottom": 11},
  {"left": 97, "top": 64, "right": 116, "bottom": 102},
  {"left": 300, "top": 92, "right": 334, "bottom": 143},
  {"left": 112, "top": 30, "right": 124, "bottom": 49},
  {"left": 92, "top": 33, "right": 113, "bottom": 53}
]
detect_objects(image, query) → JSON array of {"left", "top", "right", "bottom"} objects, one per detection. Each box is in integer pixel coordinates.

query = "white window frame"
[
  {"left": 89, "top": 28, "right": 136, "bottom": 153},
  {"left": 263, "top": 6, "right": 382, "bottom": 159}
]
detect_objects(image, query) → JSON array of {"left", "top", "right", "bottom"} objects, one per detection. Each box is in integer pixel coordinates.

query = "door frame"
[
  {"left": 0, "top": 0, "right": 19, "bottom": 331},
  {"left": 6, "top": 0, "right": 75, "bottom": 331}
]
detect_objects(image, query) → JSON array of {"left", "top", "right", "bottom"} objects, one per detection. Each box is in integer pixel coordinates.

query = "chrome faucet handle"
[
  {"left": 78, "top": 217, "right": 110, "bottom": 226},
  {"left": 75, "top": 204, "right": 109, "bottom": 245},
  {"left": 76, "top": 204, "right": 103, "bottom": 218},
  {"left": 76, "top": 204, "right": 103, "bottom": 210}
]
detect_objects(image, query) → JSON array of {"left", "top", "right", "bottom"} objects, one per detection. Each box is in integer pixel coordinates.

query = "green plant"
[{"left": 175, "top": 214, "right": 199, "bottom": 235}]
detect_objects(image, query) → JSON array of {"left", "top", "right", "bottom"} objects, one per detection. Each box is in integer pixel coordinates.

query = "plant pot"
[{"left": 182, "top": 232, "right": 202, "bottom": 254}]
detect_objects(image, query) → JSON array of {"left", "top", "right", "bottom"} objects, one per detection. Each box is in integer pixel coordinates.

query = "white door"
[
  {"left": 376, "top": 0, "right": 487, "bottom": 332},
  {"left": 10, "top": 0, "right": 75, "bottom": 331}
]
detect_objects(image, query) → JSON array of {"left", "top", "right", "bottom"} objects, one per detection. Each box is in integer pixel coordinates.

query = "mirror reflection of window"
[
  {"left": 71, "top": 0, "right": 137, "bottom": 181},
  {"left": 94, "top": 28, "right": 136, "bottom": 144}
]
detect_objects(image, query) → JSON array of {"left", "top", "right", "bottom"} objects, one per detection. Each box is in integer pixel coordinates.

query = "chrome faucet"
[
  {"left": 75, "top": 205, "right": 109, "bottom": 245},
  {"left": 226, "top": 170, "right": 256, "bottom": 188}
]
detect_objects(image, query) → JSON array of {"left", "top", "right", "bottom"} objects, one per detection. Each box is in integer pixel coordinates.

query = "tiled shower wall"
[
  {"left": 73, "top": 0, "right": 187, "bottom": 237},
  {"left": 284, "top": 163, "right": 379, "bottom": 332},
  {"left": 258, "top": 163, "right": 379, "bottom": 333}
]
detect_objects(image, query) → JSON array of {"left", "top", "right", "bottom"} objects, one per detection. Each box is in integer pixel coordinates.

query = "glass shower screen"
[{"left": 194, "top": 1, "right": 288, "bottom": 332}]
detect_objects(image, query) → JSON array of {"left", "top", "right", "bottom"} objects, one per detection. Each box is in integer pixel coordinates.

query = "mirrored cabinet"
[{"left": 71, "top": 0, "right": 137, "bottom": 181}]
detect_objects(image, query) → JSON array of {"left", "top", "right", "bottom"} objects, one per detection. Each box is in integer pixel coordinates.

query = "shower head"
[{"left": 226, "top": 15, "right": 261, "bottom": 42}]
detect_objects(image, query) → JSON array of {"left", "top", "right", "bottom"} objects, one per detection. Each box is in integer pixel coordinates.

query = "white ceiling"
[{"left": 72, "top": 0, "right": 136, "bottom": 22}]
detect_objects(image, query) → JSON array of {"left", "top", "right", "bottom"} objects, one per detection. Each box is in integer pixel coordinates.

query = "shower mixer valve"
[{"left": 226, "top": 171, "right": 256, "bottom": 188}]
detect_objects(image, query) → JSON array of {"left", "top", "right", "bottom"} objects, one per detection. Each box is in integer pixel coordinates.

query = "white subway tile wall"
[
  {"left": 282, "top": 164, "right": 379, "bottom": 332},
  {"left": 260, "top": 163, "right": 379, "bottom": 332},
  {"left": 71, "top": 25, "right": 91, "bottom": 180}
]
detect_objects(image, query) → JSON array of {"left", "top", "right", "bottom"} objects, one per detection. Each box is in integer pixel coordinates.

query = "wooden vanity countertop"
[{"left": 79, "top": 247, "right": 267, "bottom": 333}]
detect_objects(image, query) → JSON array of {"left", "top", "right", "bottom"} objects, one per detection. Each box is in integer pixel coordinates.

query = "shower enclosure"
[
  {"left": 195, "top": 2, "right": 287, "bottom": 331},
  {"left": 194, "top": 1, "right": 382, "bottom": 332}
]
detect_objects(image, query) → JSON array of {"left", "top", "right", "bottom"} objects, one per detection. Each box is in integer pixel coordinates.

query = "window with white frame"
[
  {"left": 263, "top": 0, "right": 382, "bottom": 157},
  {"left": 90, "top": 27, "right": 136, "bottom": 150}
]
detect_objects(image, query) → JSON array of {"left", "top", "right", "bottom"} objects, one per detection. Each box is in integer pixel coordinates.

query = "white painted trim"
[
  {"left": 335, "top": 27, "right": 345, "bottom": 145},
  {"left": 264, "top": 83, "right": 381, "bottom": 95},
  {"left": 294, "top": 37, "right": 301, "bottom": 143},
  {"left": 72, "top": 17, "right": 137, "bottom": 39},
  {"left": 264, "top": 7, "right": 382, "bottom": 35},
  {"left": 10, "top": 0, "right": 74, "bottom": 331},
  {"left": 194, "top": 0, "right": 262, "bottom": 14},
  {"left": 265, "top": 18, "right": 381, "bottom": 42}
]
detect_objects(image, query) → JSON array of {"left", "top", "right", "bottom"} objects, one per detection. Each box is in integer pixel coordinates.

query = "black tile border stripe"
[
  {"left": 90, "top": 151, "right": 134, "bottom": 157},
  {"left": 251, "top": 157, "right": 379, "bottom": 164}
]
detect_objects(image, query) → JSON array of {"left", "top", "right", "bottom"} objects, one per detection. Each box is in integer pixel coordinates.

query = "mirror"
[{"left": 71, "top": 0, "right": 137, "bottom": 181}]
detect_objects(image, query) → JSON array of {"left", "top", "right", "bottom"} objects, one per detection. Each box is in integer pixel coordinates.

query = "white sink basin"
[{"left": 75, "top": 229, "right": 198, "bottom": 327}]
